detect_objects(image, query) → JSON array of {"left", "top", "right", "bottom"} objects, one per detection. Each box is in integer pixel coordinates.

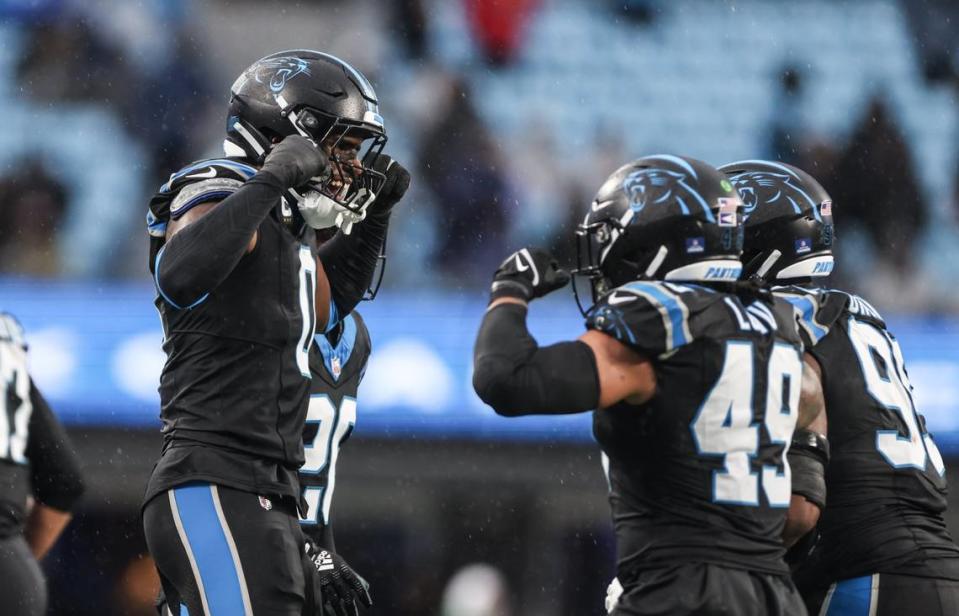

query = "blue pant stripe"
[
  {"left": 173, "top": 485, "right": 246, "bottom": 616},
  {"left": 823, "top": 575, "right": 875, "bottom": 616}
]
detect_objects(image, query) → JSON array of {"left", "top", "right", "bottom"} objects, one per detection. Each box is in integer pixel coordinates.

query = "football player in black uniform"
[
  {"left": 0, "top": 313, "right": 85, "bottom": 616},
  {"left": 473, "top": 155, "right": 828, "bottom": 615},
  {"left": 723, "top": 160, "right": 959, "bottom": 615},
  {"left": 298, "top": 310, "right": 373, "bottom": 616},
  {"left": 142, "top": 50, "right": 409, "bottom": 616}
]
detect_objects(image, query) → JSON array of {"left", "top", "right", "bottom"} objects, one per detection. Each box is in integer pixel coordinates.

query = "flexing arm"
[
  {"left": 316, "top": 214, "right": 390, "bottom": 329},
  {"left": 473, "top": 300, "right": 656, "bottom": 415},
  {"left": 315, "top": 157, "right": 409, "bottom": 329},
  {"left": 155, "top": 136, "right": 327, "bottom": 308},
  {"left": 473, "top": 248, "right": 657, "bottom": 416}
]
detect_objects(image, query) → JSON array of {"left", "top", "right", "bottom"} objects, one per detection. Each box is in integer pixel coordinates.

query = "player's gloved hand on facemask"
[
  {"left": 605, "top": 577, "right": 623, "bottom": 613},
  {"left": 259, "top": 135, "right": 329, "bottom": 190},
  {"left": 304, "top": 539, "right": 372, "bottom": 616},
  {"left": 490, "top": 247, "right": 571, "bottom": 303},
  {"left": 367, "top": 155, "right": 410, "bottom": 216}
]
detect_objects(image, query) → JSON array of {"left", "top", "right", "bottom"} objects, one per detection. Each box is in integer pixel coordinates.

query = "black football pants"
[
  {"left": 805, "top": 572, "right": 959, "bottom": 615},
  {"left": 613, "top": 562, "right": 807, "bottom": 616},
  {"left": 0, "top": 534, "right": 46, "bottom": 616},
  {"left": 143, "top": 482, "right": 307, "bottom": 616}
]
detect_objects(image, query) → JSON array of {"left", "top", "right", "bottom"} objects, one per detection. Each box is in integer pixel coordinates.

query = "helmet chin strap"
[
  {"left": 644, "top": 245, "right": 669, "bottom": 278},
  {"left": 230, "top": 120, "right": 267, "bottom": 159},
  {"left": 754, "top": 249, "right": 782, "bottom": 281}
]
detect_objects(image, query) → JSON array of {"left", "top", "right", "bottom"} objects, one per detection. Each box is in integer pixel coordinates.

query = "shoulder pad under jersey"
[
  {"left": 773, "top": 285, "right": 852, "bottom": 347},
  {"left": 156, "top": 158, "right": 259, "bottom": 222},
  {"left": 586, "top": 281, "right": 723, "bottom": 357}
]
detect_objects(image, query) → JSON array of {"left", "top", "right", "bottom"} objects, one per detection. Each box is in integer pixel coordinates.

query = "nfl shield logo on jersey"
[
  {"left": 258, "top": 496, "right": 273, "bottom": 511},
  {"left": 331, "top": 356, "right": 342, "bottom": 379}
]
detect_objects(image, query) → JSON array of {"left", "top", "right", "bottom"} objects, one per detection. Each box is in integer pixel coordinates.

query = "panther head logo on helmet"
[
  {"left": 251, "top": 56, "right": 311, "bottom": 93},
  {"left": 622, "top": 168, "right": 691, "bottom": 214},
  {"left": 727, "top": 170, "right": 816, "bottom": 222}
]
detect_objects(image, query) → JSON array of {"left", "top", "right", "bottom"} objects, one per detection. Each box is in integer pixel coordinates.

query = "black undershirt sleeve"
[
  {"left": 472, "top": 303, "right": 600, "bottom": 416},
  {"left": 26, "top": 381, "right": 85, "bottom": 512},
  {"left": 317, "top": 211, "right": 390, "bottom": 321},
  {"left": 155, "top": 172, "right": 285, "bottom": 308}
]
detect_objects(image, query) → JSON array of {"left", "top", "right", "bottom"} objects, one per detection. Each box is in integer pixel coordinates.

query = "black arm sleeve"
[
  {"left": 26, "top": 381, "right": 85, "bottom": 512},
  {"left": 472, "top": 303, "right": 600, "bottom": 416},
  {"left": 316, "top": 212, "right": 390, "bottom": 323},
  {"left": 788, "top": 429, "right": 829, "bottom": 509},
  {"left": 155, "top": 172, "right": 285, "bottom": 308}
]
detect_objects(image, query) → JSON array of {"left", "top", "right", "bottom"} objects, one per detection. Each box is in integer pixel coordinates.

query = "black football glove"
[
  {"left": 259, "top": 135, "right": 329, "bottom": 190},
  {"left": 490, "top": 247, "right": 571, "bottom": 303},
  {"left": 368, "top": 155, "right": 410, "bottom": 216},
  {"left": 304, "top": 539, "right": 372, "bottom": 616}
]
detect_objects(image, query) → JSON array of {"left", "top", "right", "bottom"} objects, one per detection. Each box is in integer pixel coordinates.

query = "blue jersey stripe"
[
  {"left": 173, "top": 485, "right": 248, "bottom": 615},
  {"left": 315, "top": 312, "right": 357, "bottom": 381},
  {"left": 823, "top": 575, "right": 876, "bottom": 616},
  {"left": 323, "top": 300, "right": 341, "bottom": 335},
  {"left": 154, "top": 247, "right": 209, "bottom": 310},
  {"left": 622, "top": 282, "right": 691, "bottom": 350},
  {"left": 780, "top": 294, "right": 828, "bottom": 343}
]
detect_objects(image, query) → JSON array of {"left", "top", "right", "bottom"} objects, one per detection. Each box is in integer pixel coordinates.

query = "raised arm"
[
  {"left": 472, "top": 248, "right": 656, "bottom": 416},
  {"left": 315, "top": 156, "right": 409, "bottom": 331},
  {"left": 155, "top": 136, "right": 327, "bottom": 308}
]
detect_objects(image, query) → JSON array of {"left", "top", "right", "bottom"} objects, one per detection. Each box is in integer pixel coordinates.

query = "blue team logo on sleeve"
[{"left": 795, "top": 238, "right": 813, "bottom": 254}]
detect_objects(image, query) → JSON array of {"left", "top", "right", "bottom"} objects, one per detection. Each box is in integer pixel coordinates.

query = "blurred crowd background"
[
  {"left": 2, "top": 0, "right": 959, "bottom": 309},
  {"left": 3, "top": 0, "right": 959, "bottom": 615}
]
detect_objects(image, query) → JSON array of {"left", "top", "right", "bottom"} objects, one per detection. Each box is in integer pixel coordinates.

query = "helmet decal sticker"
[
  {"left": 622, "top": 168, "right": 713, "bottom": 221},
  {"left": 252, "top": 56, "right": 311, "bottom": 93},
  {"left": 728, "top": 170, "right": 820, "bottom": 221}
]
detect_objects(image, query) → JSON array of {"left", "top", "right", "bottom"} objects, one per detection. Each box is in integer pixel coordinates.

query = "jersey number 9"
[{"left": 691, "top": 341, "right": 802, "bottom": 508}]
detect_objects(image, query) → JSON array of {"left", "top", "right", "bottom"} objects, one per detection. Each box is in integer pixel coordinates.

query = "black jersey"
[
  {"left": 0, "top": 314, "right": 84, "bottom": 538},
  {"left": 144, "top": 158, "right": 320, "bottom": 505},
  {"left": 587, "top": 281, "right": 812, "bottom": 578},
  {"left": 777, "top": 287, "right": 959, "bottom": 587},
  {"left": 298, "top": 312, "right": 371, "bottom": 550}
]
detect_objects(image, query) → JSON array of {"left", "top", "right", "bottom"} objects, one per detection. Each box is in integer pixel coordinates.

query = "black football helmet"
[
  {"left": 225, "top": 50, "right": 388, "bottom": 222},
  {"left": 574, "top": 154, "right": 745, "bottom": 309},
  {"left": 719, "top": 160, "right": 834, "bottom": 284}
]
